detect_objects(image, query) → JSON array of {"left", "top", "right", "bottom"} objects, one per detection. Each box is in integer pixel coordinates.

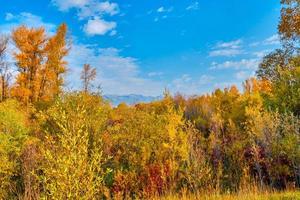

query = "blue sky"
[{"left": 0, "top": 0, "right": 281, "bottom": 96}]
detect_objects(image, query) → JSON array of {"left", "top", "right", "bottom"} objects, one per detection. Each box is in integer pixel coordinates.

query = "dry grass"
[{"left": 152, "top": 191, "right": 300, "bottom": 200}]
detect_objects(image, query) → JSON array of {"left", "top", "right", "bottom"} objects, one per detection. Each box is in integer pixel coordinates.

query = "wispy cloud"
[
  {"left": 157, "top": 6, "right": 173, "bottom": 13},
  {"left": 186, "top": 1, "right": 199, "bottom": 11},
  {"left": 209, "top": 39, "right": 244, "bottom": 57},
  {"left": 51, "top": 0, "right": 89, "bottom": 11},
  {"left": 209, "top": 49, "right": 243, "bottom": 57},
  {"left": 215, "top": 39, "right": 242, "bottom": 49},
  {"left": 78, "top": 1, "right": 119, "bottom": 19},
  {"left": 51, "top": 0, "right": 119, "bottom": 16},
  {"left": 263, "top": 34, "right": 280, "bottom": 45},
  {"left": 154, "top": 6, "right": 173, "bottom": 21},
  {"left": 249, "top": 34, "right": 281, "bottom": 47},
  {"left": 210, "top": 59, "right": 259, "bottom": 70}
]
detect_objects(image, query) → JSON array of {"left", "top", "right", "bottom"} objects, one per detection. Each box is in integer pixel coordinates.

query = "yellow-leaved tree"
[{"left": 39, "top": 93, "right": 111, "bottom": 199}]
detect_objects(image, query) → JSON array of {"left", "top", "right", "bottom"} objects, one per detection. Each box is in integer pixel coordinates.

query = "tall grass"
[{"left": 153, "top": 190, "right": 300, "bottom": 200}]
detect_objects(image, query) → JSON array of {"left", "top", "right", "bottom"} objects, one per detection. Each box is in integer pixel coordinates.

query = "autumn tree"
[
  {"left": 104, "top": 97, "right": 190, "bottom": 197},
  {"left": 39, "top": 23, "right": 69, "bottom": 101},
  {"left": 81, "top": 64, "right": 97, "bottom": 93},
  {"left": 256, "top": 48, "right": 293, "bottom": 82},
  {"left": 256, "top": 0, "right": 300, "bottom": 115},
  {"left": 256, "top": 49, "right": 300, "bottom": 115},
  {"left": 12, "top": 24, "right": 68, "bottom": 104},
  {"left": 279, "top": 0, "right": 300, "bottom": 45},
  {"left": 12, "top": 26, "right": 46, "bottom": 104},
  {"left": 0, "top": 35, "right": 12, "bottom": 101},
  {"left": 40, "top": 93, "right": 111, "bottom": 199},
  {"left": 272, "top": 63, "right": 300, "bottom": 115}
]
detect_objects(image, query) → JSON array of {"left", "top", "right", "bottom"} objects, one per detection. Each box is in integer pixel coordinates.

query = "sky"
[{"left": 0, "top": 0, "right": 281, "bottom": 96}]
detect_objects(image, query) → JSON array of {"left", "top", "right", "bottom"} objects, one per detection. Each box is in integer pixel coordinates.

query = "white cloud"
[
  {"left": 52, "top": 0, "right": 119, "bottom": 36},
  {"left": 209, "top": 49, "right": 243, "bottom": 57},
  {"left": 84, "top": 17, "right": 116, "bottom": 36},
  {"left": 52, "top": 0, "right": 119, "bottom": 17},
  {"left": 157, "top": 6, "right": 173, "bottom": 13},
  {"left": 157, "top": 7, "right": 165, "bottom": 13},
  {"left": 66, "top": 43, "right": 164, "bottom": 95},
  {"left": 264, "top": 34, "right": 280, "bottom": 45},
  {"left": 249, "top": 34, "right": 280, "bottom": 47},
  {"left": 186, "top": 1, "right": 199, "bottom": 10},
  {"left": 215, "top": 39, "right": 242, "bottom": 49},
  {"left": 151, "top": 6, "right": 173, "bottom": 22},
  {"left": 78, "top": 1, "right": 119, "bottom": 19},
  {"left": 51, "top": 0, "right": 89, "bottom": 11},
  {"left": 96, "top": 1, "right": 119, "bottom": 15},
  {"left": 210, "top": 59, "right": 259, "bottom": 70},
  {"left": 209, "top": 39, "right": 243, "bottom": 57}
]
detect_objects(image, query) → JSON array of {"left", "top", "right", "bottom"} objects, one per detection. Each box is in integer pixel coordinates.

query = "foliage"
[
  {"left": 39, "top": 93, "right": 111, "bottom": 199},
  {"left": 11, "top": 24, "right": 68, "bottom": 104},
  {"left": 104, "top": 98, "right": 190, "bottom": 197},
  {"left": 0, "top": 100, "right": 28, "bottom": 199},
  {"left": 279, "top": 0, "right": 300, "bottom": 44}
]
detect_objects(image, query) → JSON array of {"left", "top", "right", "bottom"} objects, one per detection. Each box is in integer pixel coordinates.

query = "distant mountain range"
[{"left": 103, "top": 94, "right": 162, "bottom": 106}]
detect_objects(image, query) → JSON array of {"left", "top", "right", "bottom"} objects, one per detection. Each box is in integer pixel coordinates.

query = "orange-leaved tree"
[
  {"left": 12, "top": 26, "right": 46, "bottom": 104},
  {"left": 11, "top": 24, "right": 68, "bottom": 104},
  {"left": 39, "top": 23, "right": 69, "bottom": 101}
]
